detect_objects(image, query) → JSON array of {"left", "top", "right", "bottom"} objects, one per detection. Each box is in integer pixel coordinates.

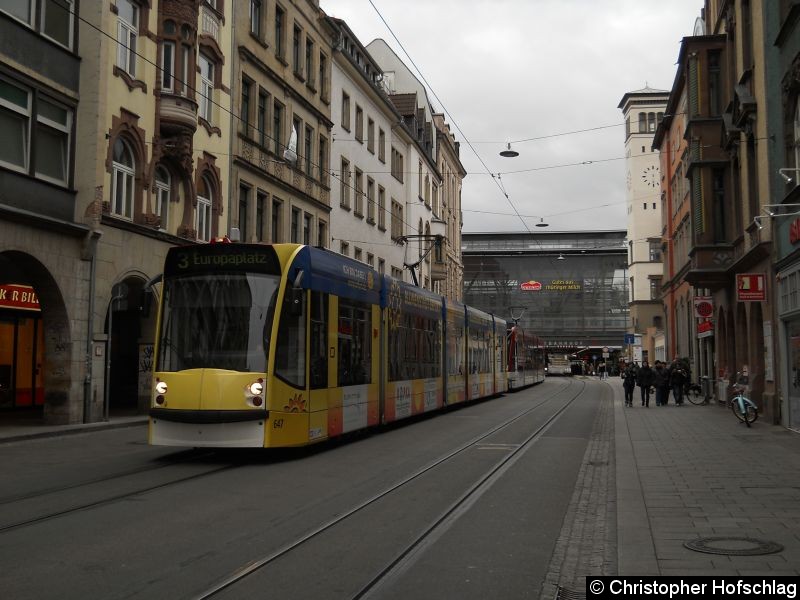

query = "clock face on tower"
[{"left": 642, "top": 165, "right": 659, "bottom": 188}]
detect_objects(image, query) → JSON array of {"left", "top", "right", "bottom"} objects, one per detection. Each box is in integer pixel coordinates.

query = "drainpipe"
[{"left": 82, "top": 230, "right": 102, "bottom": 423}]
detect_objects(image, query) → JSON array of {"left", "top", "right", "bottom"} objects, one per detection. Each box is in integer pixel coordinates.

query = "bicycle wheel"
[
  {"left": 686, "top": 385, "right": 704, "bottom": 405},
  {"left": 731, "top": 397, "right": 747, "bottom": 423},
  {"left": 744, "top": 401, "right": 758, "bottom": 425}
]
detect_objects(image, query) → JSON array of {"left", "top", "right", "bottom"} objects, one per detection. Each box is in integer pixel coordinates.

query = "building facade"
[
  {"left": 0, "top": 0, "right": 86, "bottom": 419},
  {"left": 326, "top": 17, "right": 408, "bottom": 278},
  {"left": 433, "top": 113, "right": 466, "bottom": 301},
  {"left": 1, "top": 0, "right": 234, "bottom": 424},
  {"left": 230, "top": 0, "right": 334, "bottom": 250},
  {"left": 365, "top": 39, "right": 446, "bottom": 291},
  {"left": 656, "top": 2, "right": 779, "bottom": 421},
  {"left": 767, "top": 1, "right": 800, "bottom": 432},
  {"left": 462, "top": 231, "right": 629, "bottom": 367},
  {"left": 618, "top": 87, "right": 668, "bottom": 365}
]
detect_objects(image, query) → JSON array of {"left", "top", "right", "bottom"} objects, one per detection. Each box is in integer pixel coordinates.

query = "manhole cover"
[{"left": 684, "top": 537, "right": 784, "bottom": 556}]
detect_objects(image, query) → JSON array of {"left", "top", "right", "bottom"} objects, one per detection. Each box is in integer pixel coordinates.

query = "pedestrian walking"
[
  {"left": 599, "top": 361, "right": 607, "bottom": 380},
  {"left": 669, "top": 358, "right": 687, "bottom": 406},
  {"left": 637, "top": 360, "right": 654, "bottom": 407},
  {"left": 653, "top": 361, "right": 670, "bottom": 406},
  {"left": 622, "top": 363, "right": 638, "bottom": 407}
]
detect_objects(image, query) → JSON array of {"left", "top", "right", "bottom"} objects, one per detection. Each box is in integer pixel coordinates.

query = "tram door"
[{"left": 0, "top": 307, "right": 44, "bottom": 409}]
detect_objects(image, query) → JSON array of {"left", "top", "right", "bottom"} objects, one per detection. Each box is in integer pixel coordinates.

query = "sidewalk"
[
  {"left": 0, "top": 413, "right": 147, "bottom": 444},
  {"left": 614, "top": 379, "right": 800, "bottom": 576}
]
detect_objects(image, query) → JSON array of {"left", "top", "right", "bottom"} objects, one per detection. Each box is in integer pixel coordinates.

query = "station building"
[{"left": 462, "top": 231, "right": 629, "bottom": 369}]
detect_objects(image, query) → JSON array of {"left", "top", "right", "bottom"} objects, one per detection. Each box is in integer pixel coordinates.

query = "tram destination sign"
[{"left": 165, "top": 244, "right": 281, "bottom": 276}]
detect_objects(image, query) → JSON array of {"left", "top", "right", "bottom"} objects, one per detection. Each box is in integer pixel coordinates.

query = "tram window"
[
  {"left": 337, "top": 297, "right": 371, "bottom": 386},
  {"left": 275, "top": 288, "right": 306, "bottom": 388},
  {"left": 447, "top": 324, "right": 463, "bottom": 376},
  {"left": 157, "top": 273, "right": 277, "bottom": 373},
  {"left": 309, "top": 291, "right": 328, "bottom": 389}
]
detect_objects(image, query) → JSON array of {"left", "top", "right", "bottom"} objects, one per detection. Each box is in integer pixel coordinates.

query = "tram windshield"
[{"left": 156, "top": 272, "right": 280, "bottom": 372}]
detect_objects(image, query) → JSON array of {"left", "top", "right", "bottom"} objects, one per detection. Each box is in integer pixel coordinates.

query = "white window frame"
[
  {"left": 250, "top": 0, "right": 261, "bottom": 37},
  {"left": 180, "top": 45, "right": 189, "bottom": 95},
  {"left": 154, "top": 166, "right": 170, "bottom": 230},
  {"left": 161, "top": 41, "right": 175, "bottom": 91},
  {"left": 111, "top": 139, "right": 135, "bottom": 220},
  {"left": 199, "top": 53, "right": 214, "bottom": 122},
  {"left": 117, "top": 0, "right": 138, "bottom": 77},
  {"left": 34, "top": 97, "right": 72, "bottom": 185},
  {"left": 42, "top": 0, "right": 75, "bottom": 49},
  {"left": 196, "top": 191, "right": 212, "bottom": 241},
  {"left": 0, "top": 0, "right": 34, "bottom": 26},
  {"left": 0, "top": 77, "right": 32, "bottom": 174}
]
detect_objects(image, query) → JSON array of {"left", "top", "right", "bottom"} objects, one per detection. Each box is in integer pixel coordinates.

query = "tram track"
[
  {"left": 0, "top": 447, "right": 215, "bottom": 506},
  {"left": 0, "top": 461, "right": 241, "bottom": 534},
  {"left": 192, "top": 378, "right": 586, "bottom": 600}
]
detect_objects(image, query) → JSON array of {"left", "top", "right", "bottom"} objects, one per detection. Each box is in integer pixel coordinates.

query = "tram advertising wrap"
[{"left": 148, "top": 243, "right": 544, "bottom": 448}]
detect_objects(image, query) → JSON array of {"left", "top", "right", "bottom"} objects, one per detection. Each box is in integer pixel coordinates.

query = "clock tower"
[{"left": 618, "top": 86, "right": 669, "bottom": 363}]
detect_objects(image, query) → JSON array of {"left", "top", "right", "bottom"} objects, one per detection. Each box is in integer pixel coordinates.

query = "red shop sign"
[
  {"left": 0, "top": 284, "right": 41, "bottom": 311},
  {"left": 736, "top": 273, "right": 766, "bottom": 302}
]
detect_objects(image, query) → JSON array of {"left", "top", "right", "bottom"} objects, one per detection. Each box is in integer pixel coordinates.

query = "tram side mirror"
[{"left": 141, "top": 274, "right": 162, "bottom": 318}]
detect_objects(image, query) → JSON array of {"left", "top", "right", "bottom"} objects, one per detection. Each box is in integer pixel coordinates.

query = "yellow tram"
[{"left": 148, "top": 243, "right": 514, "bottom": 448}]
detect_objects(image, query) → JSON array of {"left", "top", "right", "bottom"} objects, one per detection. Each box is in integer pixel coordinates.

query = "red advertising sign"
[
  {"left": 694, "top": 296, "right": 713, "bottom": 318},
  {"left": 736, "top": 273, "right": 766, "bottom": 302},
  {"left": 697, "top": 320, "right": 714, "bottom": 338},
  {"left": 0, "top": 284, "right": 41, "bottom": 311},
  {"left": 520, "top": 280, "right": 542, "bottom": 291}
]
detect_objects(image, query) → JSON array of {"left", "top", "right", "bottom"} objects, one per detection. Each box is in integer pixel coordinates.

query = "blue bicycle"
[{"left": 730, "top": 374, "right": 758, "bottom": 427}]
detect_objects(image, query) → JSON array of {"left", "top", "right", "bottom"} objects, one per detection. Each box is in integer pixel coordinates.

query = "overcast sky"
[{"left": 320, "top": 0, "right": 703, "bottom": 233}]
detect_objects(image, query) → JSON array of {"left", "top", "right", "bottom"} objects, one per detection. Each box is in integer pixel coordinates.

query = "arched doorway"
[
  {"left": 105, "top": 276, "right": 148, "bottom": 416},
  {"left": 0, "top": 251, "right": 72, "bottom": 422}
]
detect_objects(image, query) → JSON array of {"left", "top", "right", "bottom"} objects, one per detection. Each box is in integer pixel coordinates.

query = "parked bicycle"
[
  {"left": 730, "top": 373, "right": 758, "bottom": 427},
  {"left": 684, "top": 380, "right": 705, "bottom": 405}
]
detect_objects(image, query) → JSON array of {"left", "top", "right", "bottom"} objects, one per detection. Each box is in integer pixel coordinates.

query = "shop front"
[{"left": 0, "top": 284, "right": 44, "bottom": 410}]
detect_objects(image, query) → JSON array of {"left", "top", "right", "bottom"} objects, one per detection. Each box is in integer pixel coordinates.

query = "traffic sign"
[{"left": 624, "top": 334, "right": 635, "bottom": 344}]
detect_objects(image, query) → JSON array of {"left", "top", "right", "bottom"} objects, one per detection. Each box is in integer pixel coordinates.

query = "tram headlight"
[
  {"left": 249, "top": 381, "right": 263, "bottom": 395},
  {"left": 155, "top": 381, "right": 168, "bottom": 394}
]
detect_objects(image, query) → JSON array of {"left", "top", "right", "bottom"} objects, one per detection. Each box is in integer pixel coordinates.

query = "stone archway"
[
  {"left": 105, "top": 275, "right": 147, "bottom": 415},
  {"left": 0, "top": 251, "right": 74, "bottom": 423}
]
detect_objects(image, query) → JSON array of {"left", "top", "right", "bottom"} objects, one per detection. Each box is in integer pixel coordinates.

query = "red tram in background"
[{"left": 506, "top": 325, "right": 546, "bottom": 390}]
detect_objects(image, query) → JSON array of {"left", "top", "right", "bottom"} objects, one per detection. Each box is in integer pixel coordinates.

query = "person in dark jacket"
[
  {"left": 636, "top": 360, "right": 654, "bottom": 407},
  {"left": 651, "top": 361, "right": 668, "bottom": 406},
  {"left": 669, "top": 359, "right": 687, "bottom": 405},
  {"left": 622, "top": 363, "right": 638, "bottom": 407}
]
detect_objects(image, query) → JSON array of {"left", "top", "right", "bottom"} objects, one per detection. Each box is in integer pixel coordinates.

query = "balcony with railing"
[{"left": 200, "top": 5, "right": 221, "bottom": 45}]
